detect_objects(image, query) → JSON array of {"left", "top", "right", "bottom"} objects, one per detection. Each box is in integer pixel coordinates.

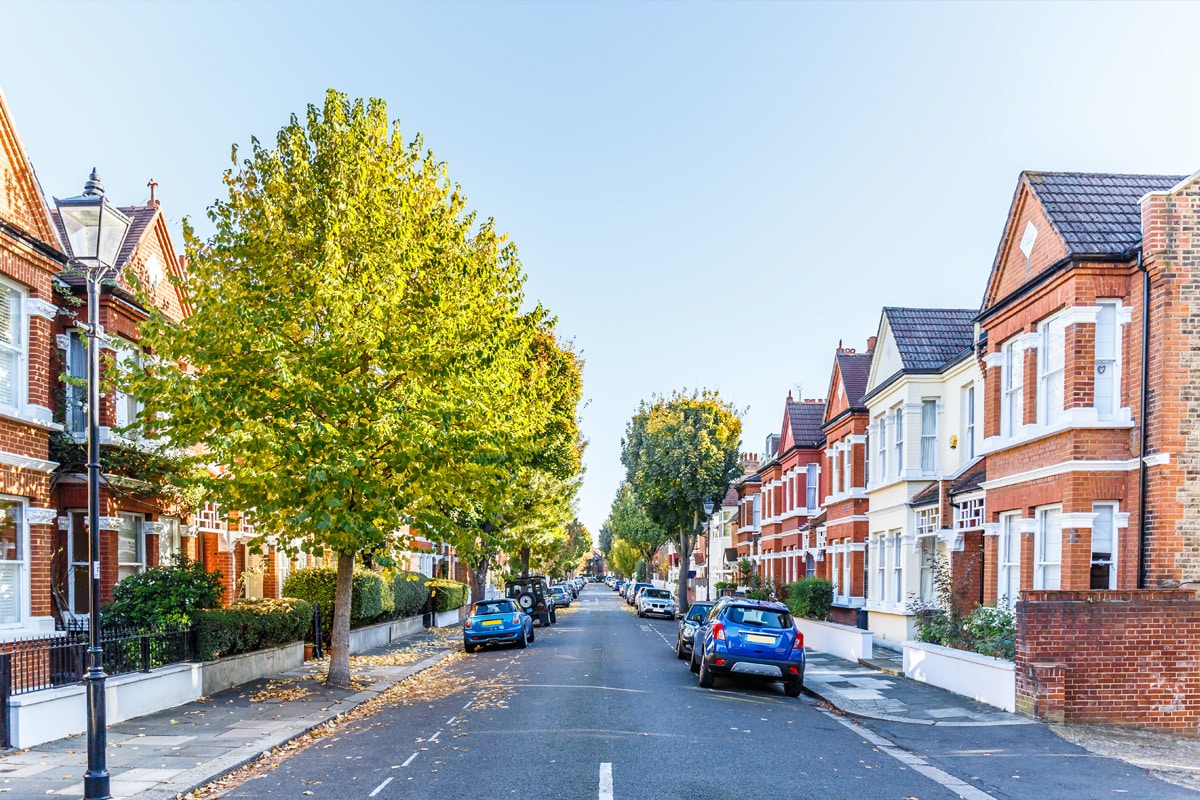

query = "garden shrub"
[
  {"left": 785, "top": 578, "right": 834, "bottom": 620},
  {"left": 103, "top": 556, "right": 223, "bottom": 628},
  {"left": 391, "top": 571, "right": 431, "bottom": 618},
  {"left": 426, "top": 578, "right": 468, "bottom": 612},
  {"left": 963, "top": 602, "right": 1016, "bottom": 660},
  {"left": 281, "top": 565, "right": 387, "bottom": 631},
  {"left": 193, "top": 597, "right": 312, "bottom": 661}
]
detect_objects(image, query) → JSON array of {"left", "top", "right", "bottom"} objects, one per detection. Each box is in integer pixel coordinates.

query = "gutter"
[
  {"left": 0, "top": 218, "right": 68, "bottom": 265},
  {"left": 1136, "top": 246, "right": 1150, "bottom": 589}
]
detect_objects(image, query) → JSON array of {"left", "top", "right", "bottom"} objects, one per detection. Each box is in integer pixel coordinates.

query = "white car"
[{"left": 637, "top": 588, "right": 678, "bottom": 619}]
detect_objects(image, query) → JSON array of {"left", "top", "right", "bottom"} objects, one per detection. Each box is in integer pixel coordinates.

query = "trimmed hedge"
[
  {"left": 426, "top": 578, "right": 468, "bottom": 612},
  {"left": 392, "top": 571, "right": 431, "bottom": 618},
  {"left": 281, "top": 566, "right": 386, "bottom": 632},
  {"left": 785, "top": 578, "right": 834, "bottom": 621},
  {"left": 103, "top": 557, "right": 223, "bottom": 628},
  {"left": 193, "top": 597, "right": 312, "bottom": 661}
]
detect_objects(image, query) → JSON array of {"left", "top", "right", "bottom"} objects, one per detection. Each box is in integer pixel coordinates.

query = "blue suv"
[{"left": 690, "top": 598, "right": 805, "bottom": 697}]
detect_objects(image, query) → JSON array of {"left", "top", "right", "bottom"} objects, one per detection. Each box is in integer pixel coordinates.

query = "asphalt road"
[{"left": 218, "top": 584, "right": 1197, "bottom": 800}]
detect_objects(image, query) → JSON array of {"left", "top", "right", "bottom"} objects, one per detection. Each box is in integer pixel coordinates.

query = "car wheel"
[
  {"left": 698, "top": 657, "right": 715, "bottom": 688},
  {"left": 550, "top": 609, "right": 558, "bottom": 624},
  {"left": 637, "top": 609, "right": 644, "bottom": 618},
  {"left": 464, "top": 641, "right": 476, "bottom": 653},
  {"left": 516, "top": 627, "right": 528, "bottom": 649},
  {"left": 529, "top": 626, "right": 536, "bottom": 642},
  {"left": 689, "top": 648, "right": 700, "bottom": 674},
  {"left": 783, "top": 680, "right": 802, "bottom": 698},
  {"left": 676, "top": 638, "right": 686, "bottom": 660}
]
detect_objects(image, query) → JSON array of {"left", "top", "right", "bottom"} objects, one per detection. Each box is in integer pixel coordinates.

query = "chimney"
[
  {"left": 178, "top": 254, "right": 188, "bottom": 271},
  {"left": 836, "top": 338, "right": 844, "bottom": 354},
  {"left": 147, "top": 178, "right": 160, "bottom": 207},
  {"left": 867, "top": 336, "right": 877, "bottom": 353}
]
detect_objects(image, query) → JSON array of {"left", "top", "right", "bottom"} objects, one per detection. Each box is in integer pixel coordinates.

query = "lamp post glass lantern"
[{"left": 54, "top": 169, "right": 131, "bottom": 800}]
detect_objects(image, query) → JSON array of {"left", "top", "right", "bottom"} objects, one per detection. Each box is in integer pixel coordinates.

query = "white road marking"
[
  {"left": 446, "top": 716, "right": 457, "bottom": 726},
  {"left": 401, "top": 752, "right": 419, "bottom": 767},
  {"left": 462, "top": 700, "right": 473, "bottom": 710},
  {"left": 599, "top": 762, "right": 613, "bottom": 800},
  {"left": 824, "top": 711, "right": 998, "bottom": 800},
  {"left": 429, "top": 729, "right": 442, "bottom": 741},
  {"left": 368, "top": 776, "right": 393, "bottom": 797}
]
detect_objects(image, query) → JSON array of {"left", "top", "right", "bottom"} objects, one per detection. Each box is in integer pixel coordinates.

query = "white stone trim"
[
  {"left": 27, "top": 298, "right": 57, "bottom": 320},
  {"left": 1018, "top": 518, "right": 1037, "bottom": 535},
  {"left": 0, "top": 448, "right": 57, "bottom": 473},
  {"left": 982, "top": 352, "right": 1005, "bottom": 370},
  {"left": 0, "top": 407, "right": 62, "bottom": 433},
  {"left": 98, "top": 516, "right": 123, "bottom": 531},
  {"left": 26, "top": 507, "right": 57, "bottom": 526},
  {"left": 1117, "top": 306, "right": 1133, "bottom": 325},
  {"left": 982, "top": 523, "right": 1000, "bottom": 538},
  {"left": 980, "top": 459, "right": 1139, "bottom": 491},
  {"left": 55, "top": 334, "right": 70, "bottom": 351},
  {"left": 1143, "top": 452, "right": 1171, "bottom": 467},
  {"left": 1114, "top": 512, "right": 1131, "bottom": 529},
  {"left": 825, "top": 514, "right": 870, "bottom": 527},
  {"left": 1056, "top": 305, "right": 1101, "bottom": 327},
  {"left": 848, "top": 434, "right": 868, "bottom": 445},
  {"left": 1060, "top": 512, "right": 1098, "bottom": 529}
]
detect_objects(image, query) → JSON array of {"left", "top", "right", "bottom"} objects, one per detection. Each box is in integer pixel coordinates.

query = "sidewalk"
[{"left": 0, "top": 630, "right": 460, "bottom": 799}]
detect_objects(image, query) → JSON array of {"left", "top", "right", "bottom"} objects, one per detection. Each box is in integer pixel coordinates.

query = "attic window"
[{"left": 1019, "top": 221, "right": 1038, "bottom": 263}]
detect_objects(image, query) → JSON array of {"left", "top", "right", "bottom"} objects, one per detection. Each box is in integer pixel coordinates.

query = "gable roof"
[
  {"left": 786, "top": 399, "right": 826, "bottom": 449},
  {"left": 835, "top": 352, "right": 872, "bottom": 409},
  {"left": 883, "top": 307, "right": 976, "bottom": 371},
  {"left": 0, "top": 88, "right": 61, "bottom": 249},
  {"left": 1025, "top": 171, "right": 1184, "bottom": 256},
  {"left": 950, "top": 457, "right": 986, "bottom": 496}
]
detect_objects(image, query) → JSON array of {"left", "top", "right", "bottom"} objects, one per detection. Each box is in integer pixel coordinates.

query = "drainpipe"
[{"left": 1137, "top": 247, "right": 1150, "bottom": 589}]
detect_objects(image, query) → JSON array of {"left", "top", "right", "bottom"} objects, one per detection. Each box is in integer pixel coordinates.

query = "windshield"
[
  {"left": 644, "top": 589, "right": 672, "bottom": 600},
  {"left": 473, "top": 601, "right": 515, "bottom": 616},
  {"left": 686, "top": 605, "right": 712, "bottom": 622}
]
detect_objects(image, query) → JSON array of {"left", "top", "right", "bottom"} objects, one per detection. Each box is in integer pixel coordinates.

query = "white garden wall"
[
  {"left": 796, "top": 619, "right": 873, "bottom": 662},
  {"left": 903, "top": 640, "right": 1015, "bottom": 712}
]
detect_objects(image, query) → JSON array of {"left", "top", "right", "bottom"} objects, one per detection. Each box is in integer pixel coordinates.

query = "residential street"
[{"left": 212, "top": 585, "right": 1195, "bottom": 800}]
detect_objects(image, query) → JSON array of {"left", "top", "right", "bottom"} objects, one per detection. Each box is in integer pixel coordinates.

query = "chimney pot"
[{"left": 867, "top": 336, "right": 878, "bottom": 353}]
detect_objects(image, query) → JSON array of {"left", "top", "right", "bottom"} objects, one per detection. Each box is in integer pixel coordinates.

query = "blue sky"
[{"left": 3, "top": 1, "right": 1199, "bottom": 541}]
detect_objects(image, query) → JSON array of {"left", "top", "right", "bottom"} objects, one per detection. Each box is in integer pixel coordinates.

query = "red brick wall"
[{"left": 1016, "top": 590, "right": 1200, "bottom": 733}]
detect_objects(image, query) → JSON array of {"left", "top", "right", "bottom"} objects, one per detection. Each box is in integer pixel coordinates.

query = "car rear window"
[
  {"left": 474, "top": 601, "right": 514, "bottom": 615},
  {"left": 644, "top": 589, "right": 672, "bottom": 599},
  {"left": 723, "top": 606, "right": 793, "bottom": 629}
]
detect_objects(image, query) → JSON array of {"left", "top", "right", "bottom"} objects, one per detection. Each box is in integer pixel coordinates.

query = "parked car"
[
  {"left": 504, "top": 575, "right": 556, "bottom": 626},
  {"left": 463, "top": 599, "right": 534, "bottom": 653},
  {"left": 549, "top": 585, "right": 572, "bottom": 608},
  {"left": 690, "top": 598, "right": 805, "bottom": 697},
  {"left": 626, "top": 582, "right": 653, "bottom": 606},
  {"left": 637, "top": 588, "right": 677, "bottom": 619},
  {"left": 675, "top": 601, "right": 715, "bottom": 660}
]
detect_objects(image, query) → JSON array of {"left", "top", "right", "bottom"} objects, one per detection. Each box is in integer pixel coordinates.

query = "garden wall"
[{"left": 1016, "top": 589, "right": 1200, "bottom": 733}]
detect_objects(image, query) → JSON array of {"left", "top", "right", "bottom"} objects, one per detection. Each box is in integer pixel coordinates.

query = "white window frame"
[
  {"left": 840, "top": 543, "right": 851, "bottom": 600},
  {"left": 831, "top": 450, "right": 841, "bottom": 496},
  {"left": 1091, "top": 502, "right": 1118, "bottom": 590},
  {"left": 1094, "top": 301, "right": 1121, "bottom": 421},
  {"left": 113, "top": 339, "right": 145, "bottom": 430},
  {"left": 892, "top": 406, "right": 905, "bottom": 478},
  {"left": 65, "top": 331, "right": 87, "bottom": 437},
  {"left": 1034, "top": 505, "right": 1062, "bottom": 591},
  {"left": 1038, "top": 315, "right": 1066, "bottom": 426},
  {"left": 997, "top": 512, "right": 1021, "bottom": 608},
  {"left": 0, "top": 280, "right": 27, "bottom": 412},
  {"left": 890, "top": 531, "right": 903, "bottom": 604},
  {"left": 918, "top": 535, "right": 937, "bottom": 603},
  {"left": 961, "top": 384, "right": 976, "bottom": 462},
  {"left": 920, "top": 399, "right": 937, "bottom": 474},
  {"left": 117, "top": 512, "right": 146, "bottom": 582},
  {"left": 872, "top": 534, "right": 885, "bottom": 603},
  {"left": 0, "top": 496, "right": 28, "bottom": 627},
  {"left": 1003, "top": 338, "right": 1025, "bottom": 436},
  {"left": 805, "top": 463, "right": 818, "bottom": 510},
  {"left": 157, "top": 516, "right": 182, "bottom": 566},
  {"left": 842, "top": 441, "right": 852, "bottom": 491}
]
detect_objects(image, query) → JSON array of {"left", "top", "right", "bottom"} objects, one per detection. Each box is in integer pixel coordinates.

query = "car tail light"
[
  {"left": 715, "top": 658, "right": 727, "bottom": 666},
  {"left": 788, "top": 666, "right": 799, "bottom": 675},
  {"left": 464, "top": 620, "right": 471, "bottom": 630},
  {"left": 512, "top": 614, "right": 521, "bottom": 625},
  {"left": 793, "top": 631, "right": 804, "bottom": 650},
  {"left": 711, "top": 621, "right": 726, "bottom": 641}
]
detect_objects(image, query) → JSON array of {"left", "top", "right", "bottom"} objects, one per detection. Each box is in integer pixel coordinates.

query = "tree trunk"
[
  {"left": 520, "top": 546, "right": 531, "bottom": 577},
  {"left": 326, "top": 551, "right": 355, "bottom": 688},
  {"left": 677, "top": 524, "right": 691, "bottom": 614},
  {"left": 468, "top": 558, "right": 489, "bottom": 604}
]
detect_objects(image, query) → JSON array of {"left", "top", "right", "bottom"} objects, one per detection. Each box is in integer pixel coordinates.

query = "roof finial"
[{"left": 147, "top": 178, "right": 159, "bottom": 207}]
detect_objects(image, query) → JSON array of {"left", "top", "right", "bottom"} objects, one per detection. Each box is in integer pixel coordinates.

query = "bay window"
[
  {"left": 117, "top": 512, "right": 145, "bottom": 581},
  {"left": 0, "top": 498, "right": 25, "bottom": 626},
  {"left": 1094, "top": 301, "right": 1120, "bottom": 420},
  {"left": 920, "top": 399, "right": 937, "bottom": 474},
  {"left": 1034, "top": 506, "right": 1062, "bottom": 590},
  {"left": 1039, "top": 316, "right": 1066, "bottom": 425},
  {"left": 892, "top": 406, "right": 904, "bottom": 476}
]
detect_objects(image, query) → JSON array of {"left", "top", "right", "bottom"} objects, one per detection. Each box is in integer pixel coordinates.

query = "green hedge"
[
  {"left": 193, "top": 597, "right": 312, "bottom": 661},
  {"left": 103, "top": 556, "right": 223, "bottom": 628},
  {"left": 785, "top": 578, "right": 833, "bottom": 621},
  {"left": 392, "top": 571, "right": 431, "bottom": 618},
  {"left": 426, "top": 578, "right": 468, "bottom": 612},
  {"left": 281, "top": 566, "right": 387, "bottom": 631}
]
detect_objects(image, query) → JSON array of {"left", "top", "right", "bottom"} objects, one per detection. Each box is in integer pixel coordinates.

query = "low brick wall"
[{"left": 1016, "top": 589, "right": 1200, "bottom": 733}]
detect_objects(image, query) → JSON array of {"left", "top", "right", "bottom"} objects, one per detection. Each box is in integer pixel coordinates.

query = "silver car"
[{"left": 637, "top": 588, "right": 677, "bottom": 619}]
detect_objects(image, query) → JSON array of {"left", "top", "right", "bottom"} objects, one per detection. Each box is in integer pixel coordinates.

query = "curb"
[{"left": 131, "top": 650, "right": 454, "bottom": 800}]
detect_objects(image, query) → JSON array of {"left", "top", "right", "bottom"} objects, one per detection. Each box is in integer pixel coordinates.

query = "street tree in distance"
[
  {"left": 620, "top": 390, "right": 742, "bottom": 611},
  {"left": 126, "top": 90, "right": 536, "bottom": 687},
  {"left": 606, "top": 482, "right": 667, "bottom": 582}
]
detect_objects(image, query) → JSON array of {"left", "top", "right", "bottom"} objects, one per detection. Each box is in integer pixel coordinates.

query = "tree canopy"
[{"left": 127, "top": 90, "right": 549, "bottom": 686}]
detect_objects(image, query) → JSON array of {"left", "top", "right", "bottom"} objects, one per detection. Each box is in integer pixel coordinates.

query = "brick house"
[
  {"left": 862, "top": 307, "right": 980, "bottom": 644},
  {"left": 818, "top": 340, "right": 874, "bottom": 626},
  {"left": 0, "top": 89, "right": 69, "bottom": 638},
  {"left": 733, "top": 454, "right": 761, "bottom": 576}
]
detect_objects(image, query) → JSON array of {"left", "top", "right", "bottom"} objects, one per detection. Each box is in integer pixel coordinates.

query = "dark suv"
[
  {"left": 504, "top": 576, "right": 556, "bottom": 626},
  {"left": 690, "top": 598, "right": 804, "bottom": 697}
]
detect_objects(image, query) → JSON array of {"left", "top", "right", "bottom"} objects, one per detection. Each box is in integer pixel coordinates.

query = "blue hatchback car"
[
  {"left": 463, "top": 599, "right": 534, "bottom": 653},
  {"left": 690, "top": 598, "right": 805, "bottom": 697}
]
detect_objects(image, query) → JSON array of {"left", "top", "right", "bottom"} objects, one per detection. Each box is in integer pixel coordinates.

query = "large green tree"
[
  {"left": 127, "top": 90, "right": 538, "bottom": 687},
  {"left": 620, "top": 391, "right": 742, "bottom": 610},
  {"left": 606, "top": 483, "right": 667, "bottom": 579}
]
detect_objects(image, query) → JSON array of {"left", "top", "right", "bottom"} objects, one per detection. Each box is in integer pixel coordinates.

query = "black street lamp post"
[{"left": 54, "top": 170, "right": 132, "bottom": 800}]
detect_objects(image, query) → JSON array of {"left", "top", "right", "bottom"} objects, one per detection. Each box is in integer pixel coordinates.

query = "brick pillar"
[
  {"left": 984, "top": 361, "right": 1002, "bottom": 439},
  {"left": 982, "top": 525, "right": 999, "bottom": 606},
  {"left": 1065, "top": 322, "right": 1096, "bottom": 409},
  {"left": 1023, "top": 346, "right": 1039, "bottom": 426},
  {"left": 1025, "top": 662, "right": 1067, "bottom": 723},
  {"left": 1060, "top": 517, "right": 1094, "bottom": 591}
]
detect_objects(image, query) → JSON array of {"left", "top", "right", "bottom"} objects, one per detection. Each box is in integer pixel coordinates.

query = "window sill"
[
  {"left": 984, "top": 411, "right": 1135, "bottom": 454},
  {"left": 0, "top": 405, "right": 62, "bottom": 432}
]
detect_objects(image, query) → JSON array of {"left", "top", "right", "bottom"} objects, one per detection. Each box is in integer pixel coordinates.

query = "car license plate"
[
  {"left": 745, "top": 633, "right": 776, "bottom": 645},
  {"left": 482, "top": 620, "right": 502, "bottom": 627}
]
